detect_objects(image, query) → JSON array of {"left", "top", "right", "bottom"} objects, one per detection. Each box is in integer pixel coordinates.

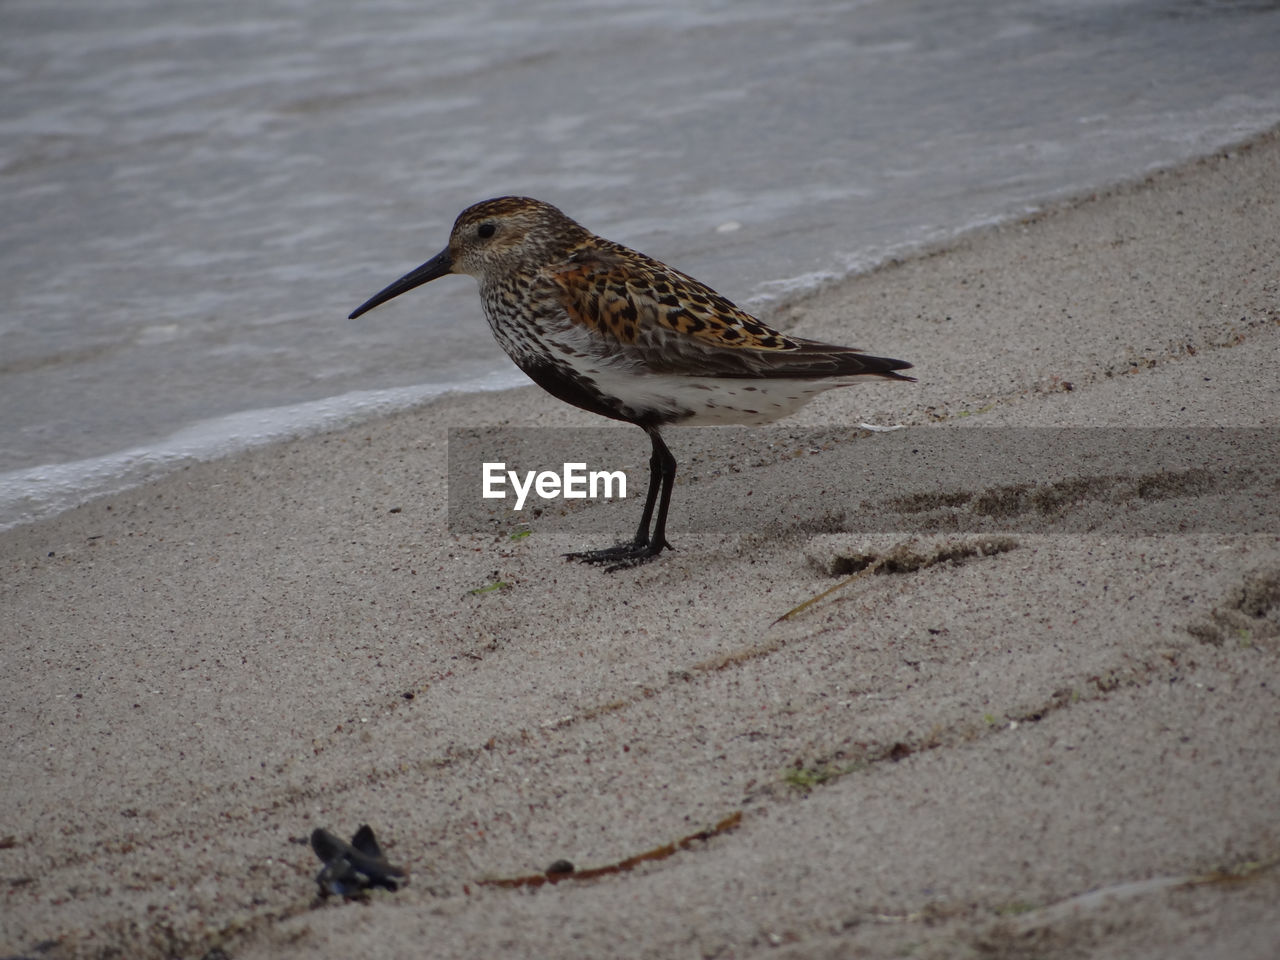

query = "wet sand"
[{"left": 2, "top": 130, "right": 1278, "bottom": 959}]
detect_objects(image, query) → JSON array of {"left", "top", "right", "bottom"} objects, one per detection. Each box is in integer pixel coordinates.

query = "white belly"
[{"left": 590, "top": 367, "right": 857, "bottom": 426}]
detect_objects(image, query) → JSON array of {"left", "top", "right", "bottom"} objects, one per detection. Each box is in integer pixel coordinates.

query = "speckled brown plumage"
[{"left": 350, "top": 197, "right": 914, "bottom": 569}]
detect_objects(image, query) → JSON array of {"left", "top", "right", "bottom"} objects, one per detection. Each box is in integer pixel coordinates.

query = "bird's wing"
[
  {"left": 546, "top": 246, "right": 913, "bottom": 380},
  {"left": 547, "top": 246, "right": 798, "bottom": 352}
]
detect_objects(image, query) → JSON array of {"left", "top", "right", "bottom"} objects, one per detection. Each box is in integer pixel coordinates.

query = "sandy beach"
[{"left": 3, "top": 130, "right": 1278, "bottom": 959}]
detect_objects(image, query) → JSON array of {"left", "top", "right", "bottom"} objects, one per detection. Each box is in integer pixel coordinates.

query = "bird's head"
[{"left": 348, "top": 197, "right": 585, "bottom": 319}]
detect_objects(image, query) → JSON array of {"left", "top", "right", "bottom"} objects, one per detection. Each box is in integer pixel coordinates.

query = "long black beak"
[{"left": 348, "top": 247, "right": 453, "bottom": 319}]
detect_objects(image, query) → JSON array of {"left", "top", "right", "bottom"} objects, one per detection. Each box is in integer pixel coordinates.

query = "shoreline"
[
  {"left": 6, "top": 126, "right": 1279, "bottom": 535},
  {"left": 2, "top": 130, "right": 1278, "bottom": 959}
]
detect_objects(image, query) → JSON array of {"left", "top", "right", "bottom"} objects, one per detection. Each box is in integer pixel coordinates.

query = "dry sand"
[{"left": 3, "top": 130, "right": 1278, "bottom": 959}]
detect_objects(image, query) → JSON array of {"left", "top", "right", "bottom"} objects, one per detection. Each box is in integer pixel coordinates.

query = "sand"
[{"left": 2, "top": 130, "right": 1278, "bottom": 960}]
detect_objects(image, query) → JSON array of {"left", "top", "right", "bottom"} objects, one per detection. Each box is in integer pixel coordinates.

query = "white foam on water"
[{"left": 0, "top": 369, "right": 525, "bottom": 531}]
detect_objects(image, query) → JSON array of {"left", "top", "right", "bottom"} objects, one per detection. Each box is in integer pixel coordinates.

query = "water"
[{"left": 3, "top": 0, "right": 1279, "bottom": 528}]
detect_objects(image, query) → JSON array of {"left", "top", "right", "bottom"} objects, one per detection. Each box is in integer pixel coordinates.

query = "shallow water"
[{"left": 3, "top": 0, "right": 1279, "bottom": 526}]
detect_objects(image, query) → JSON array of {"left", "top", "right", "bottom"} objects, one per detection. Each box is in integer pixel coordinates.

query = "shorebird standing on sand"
[{"left": 350, "top": 197, "right": 913, "bottom": 570}]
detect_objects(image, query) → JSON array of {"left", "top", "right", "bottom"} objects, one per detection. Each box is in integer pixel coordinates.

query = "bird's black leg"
[
  {"left": 626, "top": 427, "right": 666, "bottom": 546},
  {"left": 644, "top": 427, "right": 676, "bottom": 557},
  {"left": 565, "top": 426, "right": 676, "bottom": 571}
]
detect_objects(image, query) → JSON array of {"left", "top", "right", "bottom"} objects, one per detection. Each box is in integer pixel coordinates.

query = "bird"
[{"left": 349, "top": 197, "right": 913, "bottom": 570}]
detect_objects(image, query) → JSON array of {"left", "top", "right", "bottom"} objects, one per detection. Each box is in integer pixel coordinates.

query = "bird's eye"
[{"left": 477, "top": 223, "right": 496, "bottom": 239}]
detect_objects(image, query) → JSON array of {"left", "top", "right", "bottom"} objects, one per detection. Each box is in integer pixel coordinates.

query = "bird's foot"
[{"left": 564, "top": 537, "right": 671, "bottom": 572}]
